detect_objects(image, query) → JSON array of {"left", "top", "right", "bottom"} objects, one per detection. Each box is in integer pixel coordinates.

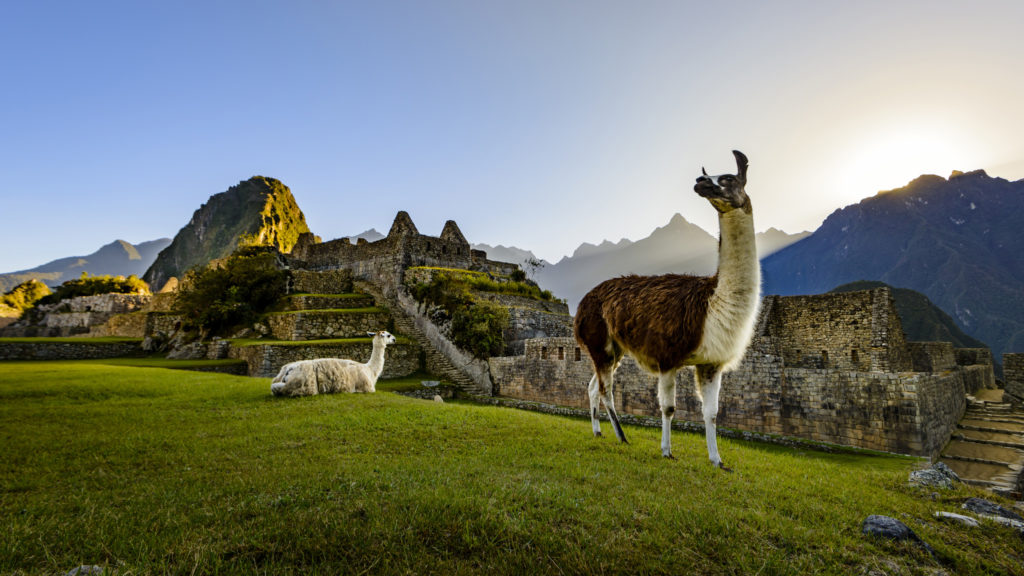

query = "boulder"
[{"left": 861, "top": 515, "right": 934, "bottom": 556}]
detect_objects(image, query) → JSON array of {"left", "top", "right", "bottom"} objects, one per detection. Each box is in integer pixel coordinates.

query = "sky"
[{"left": 2, "top": 0, "right": 1024, "bottom": 272}]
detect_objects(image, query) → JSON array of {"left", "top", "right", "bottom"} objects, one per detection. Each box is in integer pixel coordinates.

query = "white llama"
[
  {"left": 574, "top": 150, "right": 761, "bottom": 470},
  {"left": 270, "top": 331, "right": 397, "bottom": 397}
]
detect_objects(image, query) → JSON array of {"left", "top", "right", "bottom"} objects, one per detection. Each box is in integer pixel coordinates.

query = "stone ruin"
[{"left": 489, "top": 287, "right": 998, "bottom": 459}]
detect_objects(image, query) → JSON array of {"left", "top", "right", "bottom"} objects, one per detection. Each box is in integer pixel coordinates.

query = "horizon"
[
  {"left": 1, "top": 159, "right": 1017, "bottom": 274},
  {"left": 3, "top": 1, "right": 1024, "bottom": 271}
]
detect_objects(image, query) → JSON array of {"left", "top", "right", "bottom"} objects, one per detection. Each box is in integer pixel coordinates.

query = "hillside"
[
  {"left": 0, "top": 238, "right": 170, "bottom": 293},
  {"left": 535, "top": 213, "right": 808, "bottom": 312},
  {"left": 762, "top": 170, "right": 1024, "bottom": 359},
  {"left": 143, "top": 176, "right": 310, "bottom": 291}
]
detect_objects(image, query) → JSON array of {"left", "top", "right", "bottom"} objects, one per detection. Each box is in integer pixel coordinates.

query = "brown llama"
[{"left": 573, "top": 150, "right": 760, "bottom": 470}]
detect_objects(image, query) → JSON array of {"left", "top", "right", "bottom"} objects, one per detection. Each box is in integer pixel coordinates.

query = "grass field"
[{"left": 1, "top": 361, "right": 1022, "bottom": 575}]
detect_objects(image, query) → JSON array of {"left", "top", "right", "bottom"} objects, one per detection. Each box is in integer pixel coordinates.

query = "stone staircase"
[
  {"left": 354, "top": 281, "right": 488, "bottom": 395},
  {"left": 939, "top": 389, "right": 1024, "bottom": 497}
]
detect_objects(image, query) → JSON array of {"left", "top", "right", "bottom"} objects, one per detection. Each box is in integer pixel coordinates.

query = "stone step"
[{"left": 354, "top": 280, "right": 488, "bottom": 395}]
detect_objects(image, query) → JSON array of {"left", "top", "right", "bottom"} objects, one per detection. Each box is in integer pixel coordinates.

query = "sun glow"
[{"left": 835, "top": 121, "right": 986, "bottom": 204}]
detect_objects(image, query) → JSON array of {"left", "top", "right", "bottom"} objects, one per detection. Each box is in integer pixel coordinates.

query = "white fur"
[
  {"left": 270, "top": 331, "right": 396, "bottom": 397},
  {"left": 692, "top": 208, "right": 762, "bottom": 371}
]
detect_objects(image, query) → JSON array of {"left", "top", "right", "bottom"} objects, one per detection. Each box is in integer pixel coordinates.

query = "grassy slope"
[{"left": 1, "top": 363, "right": 1022, "bottom": 575}]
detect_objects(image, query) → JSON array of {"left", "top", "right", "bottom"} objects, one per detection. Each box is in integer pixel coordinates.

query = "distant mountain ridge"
[
  {"left": 534, "top": 213, "right": 809, "bottom": 312},
  {"left": 763, "top": 169, "right": 1024, "bottom": 359},
  {"left": 143, "top": 176, "right": 311, "bottom": 290},
  {"left": 0, "top": 238, "right": 171, "bottom": 293}
]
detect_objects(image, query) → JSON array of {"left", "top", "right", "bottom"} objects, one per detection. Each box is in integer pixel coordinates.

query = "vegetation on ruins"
[
  {"left": 408, "top": 269, "right": 510, "bottom": 359},
  {"left": 3, "top": 361, "right": 1023, "bottom": 575},
  {"left": 35, "top": 272, "right": 149, "bottom": 307},
  {"left": 0, "top": 279, "right": 51, "bottom": 315},
  {"left": 172, "top": 246, "right": 287, "bottom": 339}
]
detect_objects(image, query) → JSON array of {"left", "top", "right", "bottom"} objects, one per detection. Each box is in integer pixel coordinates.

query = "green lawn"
[{"left": 1, "top": 361, "right": 1021, "bottom": 575}]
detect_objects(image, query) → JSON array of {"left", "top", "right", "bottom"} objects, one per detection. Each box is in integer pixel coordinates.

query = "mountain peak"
[{"left": 143, "top": 177, "right": 310, "bottom": 290}]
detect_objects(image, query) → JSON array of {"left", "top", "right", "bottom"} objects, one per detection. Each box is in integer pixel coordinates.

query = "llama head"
[
  {"left": 694, "top": 150, "right": 750, "bottom": 214},
  {"left": 368, "top": 330, "right": 397, "bottom": 345}
]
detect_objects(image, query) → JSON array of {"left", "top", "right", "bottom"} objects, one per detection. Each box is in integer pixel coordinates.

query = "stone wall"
[
  {"left": 956, "top": 348, "right": 993, "bottom": 368},
  {"left": 0, "top": 339, "right": 144, "bottom": 360},
  {"left": 489, "top": 289, "right": 978, "bottom": 458},
  {"left": 907, "top": 342, "right": 957, "bottom": 373},
  {"left": 266, "top": 310, "right": 392, "bottom": 340},
  {"left": 290, "top": 269, "right": 354, "bottom": 294},
  {"left": 763, "top": 289, "right": 911, "bottom": 372},
  {"left": 1005, "top": 354, "right": 1024, "bottom": 404},
  {"left": 490, "top": 335, "right": 967, "bottom": 458},
  {"left": 100, "top": 312, "right": 150, "bottom": 338},
  {"left": 289, "top": 212, "right": 518, "bottom": 298},
  {"left": 229, "top": 341, "right": 421, "bottom": 379},
  {"left": 286, "top": 294, "right": 374, "bottom": 311},
  {"left": 960, "top": 364, "right": 996, "bottom": 396}
]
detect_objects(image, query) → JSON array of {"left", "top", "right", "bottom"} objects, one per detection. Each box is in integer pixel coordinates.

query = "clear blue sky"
[{"left": 3, "top": 1, "right": 1023, "bottom": 272}]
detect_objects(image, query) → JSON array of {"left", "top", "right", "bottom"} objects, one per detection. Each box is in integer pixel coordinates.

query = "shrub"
[
  {"left": 1, "top": 279, "right": 52, "bottom": 314},
  {"left": 173, "top": 247, "right": 287, "bottom": 339},
  {"left": 36, "top": 273, "right": 149, "bottom": 306},
  {"left": 450, "top": 300, "right": 509, "bottom": 358}
]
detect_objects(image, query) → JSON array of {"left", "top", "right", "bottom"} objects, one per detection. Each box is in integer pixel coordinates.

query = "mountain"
[
  {"left": 0, "top": 238, "right": 171, "bottom": 293},
  {"left": 143, "top": 176, "right": 311, "bottom": 291},
  {"left": 535, "top": 213, "right": 809, "bottom": 312},
  {"left": 346, "top": 228, "right": 385, "bottom": 243},
  {"left": 470, "top": 243, "right": 547, "bottom": 268},
  {"left": 762, "top": 170, "right": 1024, "bottom": 359}
]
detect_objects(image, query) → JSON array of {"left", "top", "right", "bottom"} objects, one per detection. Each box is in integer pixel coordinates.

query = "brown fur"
[{"left": 574, "top": 274, "right": 719, "bottom": 377}]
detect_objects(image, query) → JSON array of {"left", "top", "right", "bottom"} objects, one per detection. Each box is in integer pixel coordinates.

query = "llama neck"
[
  {"left": 697, "top": 205, "right": 761, "bottom": 369},
  {"left": 714, "top": 207, "right": 759, "bottom": 296},
  {"left": 367, "top": 342, "right": 387, "bottom": 377}
]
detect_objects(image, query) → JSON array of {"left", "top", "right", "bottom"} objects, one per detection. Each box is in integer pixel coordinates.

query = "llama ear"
[
  {"left": 701, "top": 167, "right": 708, "bottom": 177},
  {"left": 367, "top": 331, "right": 376, "bottom": 337},
  {"left": 732, "top": 150, "right": 748, "bottom": 181}
]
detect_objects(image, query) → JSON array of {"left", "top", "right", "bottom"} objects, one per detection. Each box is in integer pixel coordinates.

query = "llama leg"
[
  {"left": 657, "top": 371, "right": 678, "bottom": 459},
  {"left": 588, "top": 374, "right": 603, "bottom": 437},
  {"left": 697, "top": 365, "right": 729, "bottom": 470},
  {"left": 601, "top": 366, "right": 628, "bottom": 444}
]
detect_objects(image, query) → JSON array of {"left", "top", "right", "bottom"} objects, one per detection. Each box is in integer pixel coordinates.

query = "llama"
[
  {"left": 574, "top": 150, "right": 760, "bottom": 470},
  {"left": 270, "top": 331, "right": 397, "bottom": 397}
]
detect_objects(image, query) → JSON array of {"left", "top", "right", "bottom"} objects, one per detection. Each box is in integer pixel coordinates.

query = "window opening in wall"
[
  {"left": 821, "top": 350, "right": 829, "bottom": 367},
  {"left": 541, "top": 347, "right": 548, "bottom": 360},
  {"left": 851, "top": 349, "right": 859, "bottom": 364},
  {"left": 558, "top": 347, "right": 564, "bottom": 360},
  {"left": 575, "top": 348, "right": 582, "bottom": 361}
]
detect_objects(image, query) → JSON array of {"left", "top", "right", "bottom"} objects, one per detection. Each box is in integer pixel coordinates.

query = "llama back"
[{"left": 314, "top": 358, "right": 375, "bottom": 393}]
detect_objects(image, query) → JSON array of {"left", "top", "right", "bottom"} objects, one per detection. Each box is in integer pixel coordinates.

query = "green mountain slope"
[{"left": 143, "top": 176, "right": 310, "bottom": 290}]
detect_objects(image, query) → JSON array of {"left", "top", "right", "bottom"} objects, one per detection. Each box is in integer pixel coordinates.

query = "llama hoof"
[
  {"left": 663, "top": 453, "right": 676, "bottom": 460},
  {"left": 594, "top": 431, "right": 603, "bottom": 437},
  {"left": 716, "top": 462, "right": 733, "bottom": 473}
]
